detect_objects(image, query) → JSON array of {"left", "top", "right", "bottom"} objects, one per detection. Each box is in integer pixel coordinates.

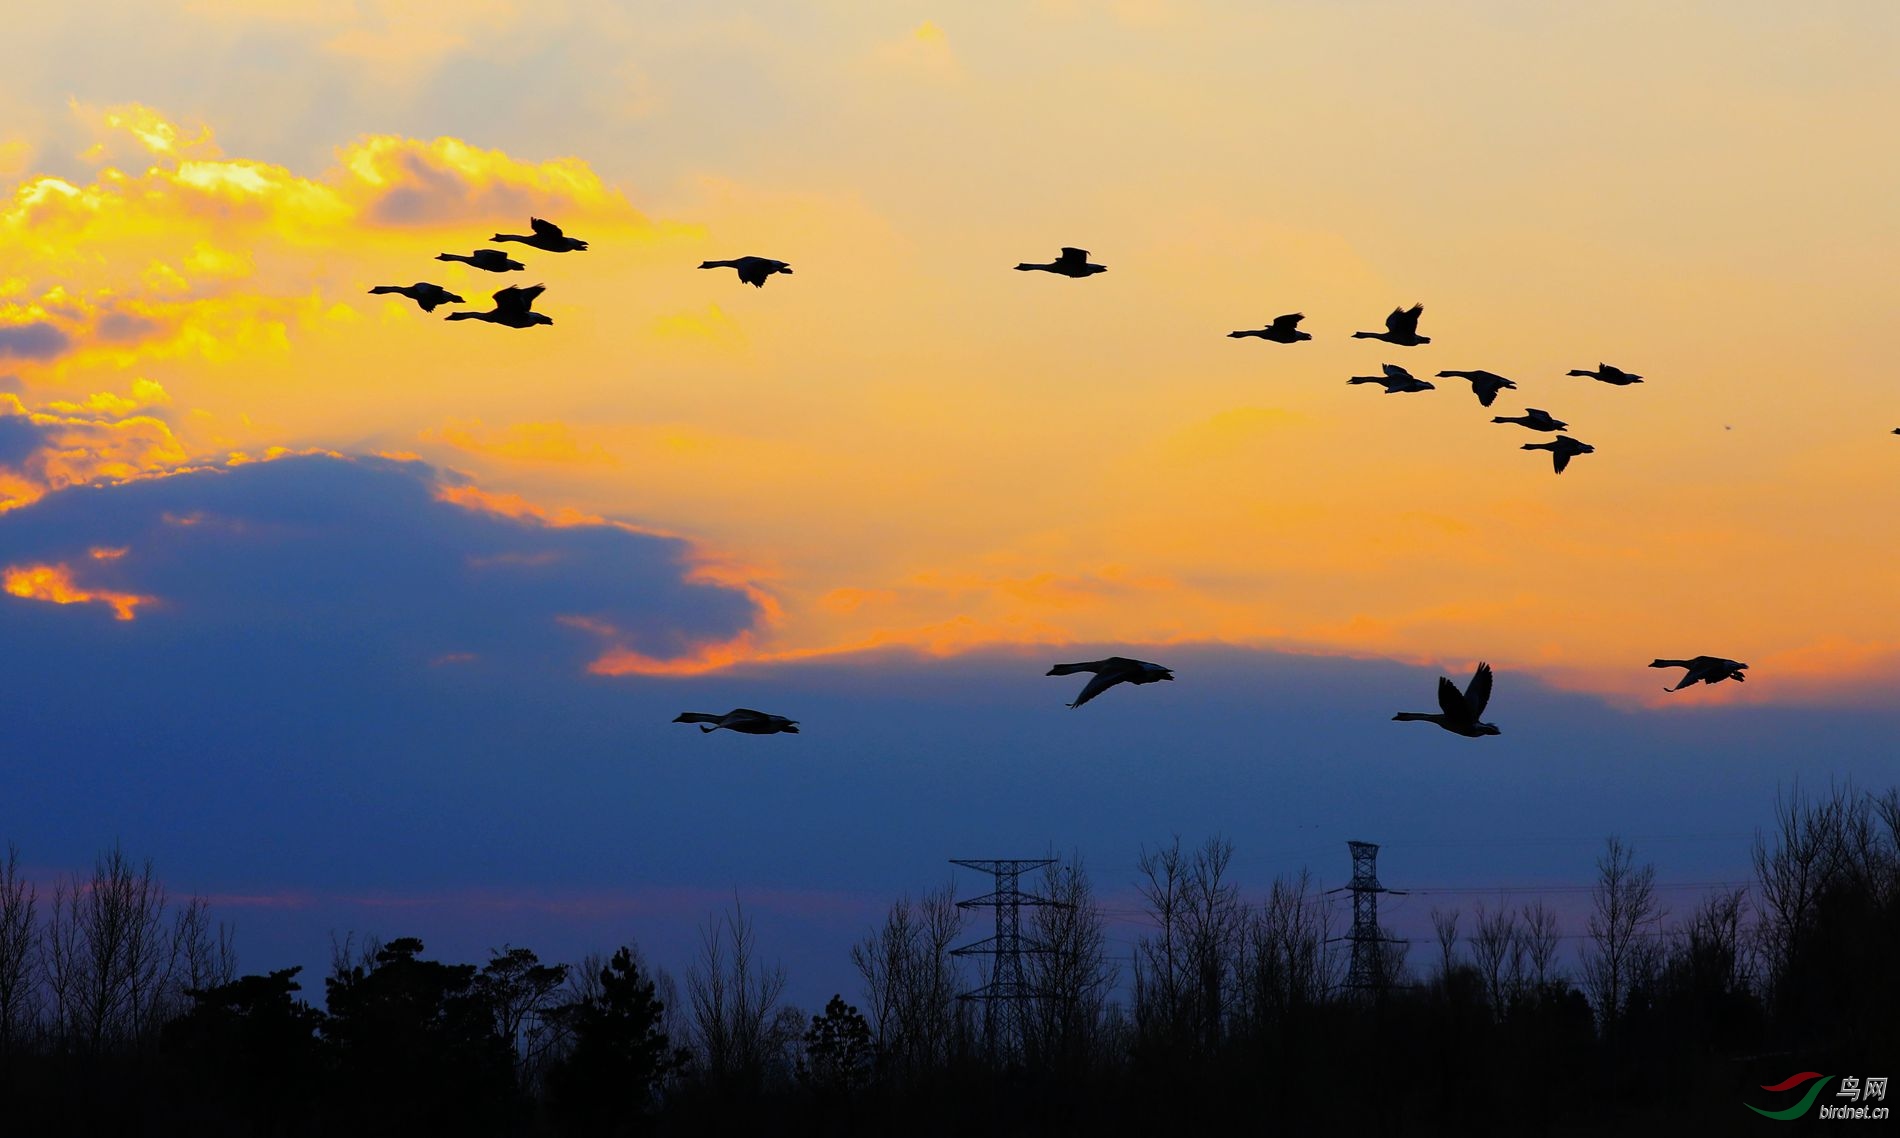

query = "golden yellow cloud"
[{"left": 2, "top": 562, "right": 149, "bottom": 621}]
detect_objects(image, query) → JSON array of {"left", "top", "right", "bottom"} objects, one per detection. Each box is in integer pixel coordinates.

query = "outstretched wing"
[
  {"left": 1059, "top": 247, "right": 1090, "bottom": 264},
  {"left": 1387, "top": 304, "right": 1422, "bottom": 336},
  {"left": 1436, "top": 675, "right": 1470, "bottom": 720},
  {"left": 1270, "top": 313, "right": 1304, "bottom": 332},
  {"left": 1068, "top": 670, "right": 1122, "bottom": 708},
  {"left": 1382, "top": 363, "right": 1411, "bottom": 380},
  {"left": 493, "top": 284, "right": 546, "bottom": 314},
  {"left": 530, "top": 217, "right": 562, "bottom": 238},
  {"left": 1464, "top": 662, "right": 1493, "bottom": 718},
  {"left": 1552, "top": 448, "right": 1573, "bottom": 473}
]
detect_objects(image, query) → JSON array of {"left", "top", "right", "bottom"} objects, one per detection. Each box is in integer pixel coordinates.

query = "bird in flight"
[
  {"left": 1352, "top": 304, "right": 1429, "bottom": 346},
  {"left": 492, "top": 216, "right": 588, "bottom": 253},
  {"left": 1047, "top": 657, "right": 1173, "bottom": 708},
  {"left": 673, "top": 708, "right": 801, "bottom": 734},
  {"left": 1015, "top": 247, "right": 1107, "bottom": 278},
  {"left": 1348, "top": 363, "right": 1434, "bottom": 394},
  {"left": 1568, "top": 363, "right": 1644, "bottom": 386},
  {"left": 1491, "top": 408, "right": 1568, "bottom": 433},
  {"left": 367, "top": 282, "right": 464, "bottom": 313},
  {"left": 1393, "top": 662, "right": 1499, "bottom": 737},
  {"left": 1521, "top": 434, "right": 1594, "bottom": 473},
  {"left": 700, "top": 256, "right": 794, "bottom": 288},
  {"left": 1229, "top": 313, "right": 1311, "bottom": 343},
  {"left": 1438, "top": 369, "right": 1518, "bottom": 407},
  {"left": 436, "top": 249, "right": 526, "bottom": 273},
  {"left": 1649, "top": 656, "right": 1748, "bottom": 692},
  {"left": 445, "top": 284, "right": 553, "bottom": 328}
]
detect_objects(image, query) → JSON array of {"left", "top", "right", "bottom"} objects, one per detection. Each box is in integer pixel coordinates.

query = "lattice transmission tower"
[
  {"left": 949, "top": 857, "right": 1066, "bottom": 1061},
  {"left": 1327, "top": 840, "right": 1408, "bottom": 997}
]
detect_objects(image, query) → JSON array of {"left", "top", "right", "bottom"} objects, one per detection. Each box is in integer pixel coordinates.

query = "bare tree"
[
  {"left": 1238, "top": 868, "right": 1332, "bottom": 1035},
  {"left": 685, "top": 898, "right": 790, "bottom": 1093},
  {"left": 1520, "top": 901, "right": 1561, "bottom": 990},
  {"left": 0, "top": 845, "right": 37, "bottom": 1055},
  {"left": 42, "top": 845, "right": 177, "bottom": 1051},
  {"left": 1470, "top": 901, "right": 1523, "bottom": 1016},
  {"left": 1672, "top": 887, "right": 1751, "bottom": 999},
  {"left": 1025, "top": 856, "right": 1115, "bottom": 1072},
  {"left": 1133, "top": 836, "right": 1245, "bottom": 1055},
  {"left": 1585, "top": 836, "right": 1662, "bottom": 1035},
  {"left": 1430, "top": 906, "right": 1461, "bottom": 984},
  {"left": 850, "top": 885, "right": 963, "bottom": 1081},
  {"left": 1752, "top": 783, "right": 1850, "bottom": 996}
]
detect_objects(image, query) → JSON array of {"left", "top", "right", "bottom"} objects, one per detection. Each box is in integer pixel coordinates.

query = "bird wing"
[
  {"left": 1388, "top": 304, "right": 1422, "bottom": 335},
  {"left": 1552, "top": 448, "right": 1572, "bottom": 474},
  {"left": 726, "top": 708, "right": 770, "bottom": 721},
  {"left": 1068, "top": 670, "right": 1123, "bottom": 708},
  {"left": 493, "top": 284, "right": 545, "bottom": 313},
  {"left": 1270, "top": 313, "right": 1304, "bottom": 332},
  {"left": 1382, "top": 363, "right": 1410, "bottom": 380},
  {"left": 1059, "top": 247, "right": 1090, "bottom": 263},
  {"left": 1436, "top": 675, "right": 1470, "bottom": 720},
  {"left": 1464, "top": 662, "right": 1493, "bottom": 718},
  {"left": 530, "top": 217, "right": 562, "bottom": 238}
]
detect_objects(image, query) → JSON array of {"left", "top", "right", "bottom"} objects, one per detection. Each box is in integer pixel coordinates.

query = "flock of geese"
[{"left": 371, "top": 231, "right": 1783, "bottom": 740}]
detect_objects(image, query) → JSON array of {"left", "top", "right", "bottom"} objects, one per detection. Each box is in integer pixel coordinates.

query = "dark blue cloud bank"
[{"left": 1, "top": 452, "right": 1896, "bottom": 1008}]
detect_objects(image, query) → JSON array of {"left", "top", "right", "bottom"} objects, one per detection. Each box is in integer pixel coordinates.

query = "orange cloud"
[{"left": 2, "top": 562, "right": 149, "bottom": 620}]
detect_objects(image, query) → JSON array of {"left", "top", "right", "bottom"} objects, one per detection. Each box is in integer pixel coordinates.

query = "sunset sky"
[{"left": 3, "top": 2, "right": 1896, "bottom": 1005}]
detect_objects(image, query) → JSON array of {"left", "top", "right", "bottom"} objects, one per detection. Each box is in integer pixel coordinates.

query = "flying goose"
[
  {"left": 1437, "top": 369, "right": 1518, "bottom": 407},
  {"left": 1521, "top": 434, "right": 1594, "bottom": 474},
  {"left": 1348, "top": 363, "right": 1434, "bottom": 394},
  {"left": 673, "top": 708, "right": 801, "bottom": 734},
  {"left": 445, "top": 284, "right": 552, "bottom": 328},
  {"left": 1393, "top": 662, "right": 1499, "bottom": 737},
  {"left": 699, "top": 256, "right": 793, "bottom": 288},
  {"left": 1491, "top": 408, "right": 1568, "bottom": 432},
  {"left": 436, "top": 249, "right": 526, "bottom": 273},
  {"left": 1047, "top": 656, "right": 1173, "bottom": 708},
  {"left": 492, "top": 216, "right": 588, "bottom": 253},
  {"left": 1229, "top": 313, "right": 1311, "bottom": 343},
  {"left": 1567, "top": 363, "right": 1643, "bottom": 386},
  {"left": 368, "top": 283, "right": 464, "bottom": 313},
  {"left": 1649, "top": 656, "right": 1747, "bottom": 692},
  {"left": 1014, "top": 247, "right": 1107, "bottom": 278},
  {"left": 1352, "top": 304, "right": 1429, "bottom": 346}
]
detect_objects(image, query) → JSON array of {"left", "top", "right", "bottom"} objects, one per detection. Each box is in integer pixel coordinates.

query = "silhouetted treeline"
[{"left": 2, "top": 783, "right": 1895, "bottom": 1136}]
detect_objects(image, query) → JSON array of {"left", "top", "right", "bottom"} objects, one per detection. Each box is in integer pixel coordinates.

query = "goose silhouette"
[
  {"left": 699, "top": 256, "right": 793, "bottom": 287},
  {"left": 1438, "top": 369, "right": 1518, "bottom": 408},
  {"left": 1047, "top": 657, "right": 1172, "bottom": 708},
  {"left": 1229, "top": 313, "right": 1310, "bottom": 343},
  {"left": 1352, "top": 304, "right": 1429, "bottom": 346},
  {"left": 1568, "top": 363, "right": 1643, "bottom": 386},
  {"left": 445, "top": 284, "right": 552, "bottom": 328},
  {"left": 368, "top": 283, "right": 464, "bottom": 313},
  {"left": 492, "top": 216, "right": 587, "bottom": 252},
  {"left": 1492, "top": 408, "right": 1568, "bottom": 433},
  {"left": 1015, "top": 247, "right": 1106, "bottom": 278},
  {"left": 1393, "top": 662, "right": 1499, "bottom": 737},
  {"left": 673, "top": 708, "right": 800, "bottom": 734},
  {"left": 1649, "top": 656, "right": 1747, "bottom": 692},
  {"left": 436, "top": 249, "right": 526, "bottom": 273},
  {"left": 1521, "top": 434, "right": 1594, "bottom": 473},
  {"left": 1348, "top": 364, "right": 1434, "bottom": 394}
]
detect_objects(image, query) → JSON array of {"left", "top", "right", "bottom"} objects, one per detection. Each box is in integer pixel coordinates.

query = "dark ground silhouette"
[{"left": 1, "top": 782, "right": 1894, "bottom": 1136}]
